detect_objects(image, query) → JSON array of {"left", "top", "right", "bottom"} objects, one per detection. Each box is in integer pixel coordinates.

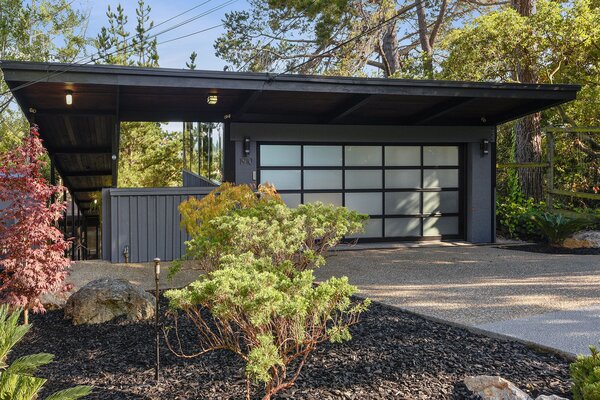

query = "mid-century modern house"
[{"left": 0, "top": 61, "right": 580, "bottom": 263}]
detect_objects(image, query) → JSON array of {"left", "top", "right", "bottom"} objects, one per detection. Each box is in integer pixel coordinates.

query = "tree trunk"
[
  {"left": 511, "top": 0, "right": 543, "bottom": 200},
  {"left": 416, "top": 0, "right": 434, "bottom": 78},
  {"left": 381, "top": 21, "right": 401, "bottom": 76},
  {"left": 515, "top": 113, "right": 544, "bottom": 199}
]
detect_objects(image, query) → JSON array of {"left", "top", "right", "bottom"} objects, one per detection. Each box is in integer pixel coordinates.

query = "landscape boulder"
[
  {"left": 464, "top": 375, "right": 532, "bottom": 400},
  {"left": 64, "top": 277, "right": 155, "bottom": 325},
  {"left": 563, "top": 230, "right": 600, "bottom": 249},
  {"left": 464, "top": 376, "right": 568, "bottom": 400}
]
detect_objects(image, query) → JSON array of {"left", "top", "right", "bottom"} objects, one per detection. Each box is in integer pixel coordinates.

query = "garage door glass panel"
[
  {"left": 304, "top": 146, "right": 342, "bottom": 166},
  {"left": 347, "top": 218, "right": 382, "bottom": 238},
  {"left": 385, "top": 192, "right": 420, "bottom": 215},
  {"left": 345, "top": 146, "right": 382, "bottom": 166},
  {"left": 280, "top": 193, "right": 301, "bottom": 208},
  {"left": 303, "top": 192, "right": 343, "bottom": 206},
  {"left": 260, "top": 145, "right": 301, "bottom": 166},
  {"left": 345, "top": 192, "right": 382, "bottom": 215},
  {"left": 385, "top": 218, "right": 421, "bottom": 237},
  {"left": 423, "top": 169, "right": 459, "bottom": 188},
  {"left": 304, "top": 170, "right": 342, "bottom": 190},
  {"left": 345, "top": 170, "right": 382, "bottom": 189},
  {"left": 260, "top": 170, "right": 301, "bottom": 190},
  {"left": 423, "top": 191, "right": 459, "bottom": 214},
  {"left": 423, "top": 146, "right": 458, "bottom": 166},
  {"left": 385, "top": 170, "right": 421, "bottom": 189},
  {"left": 385, "top": 146, "right": 421, "bottom": 166},
  {"left": 423, "top": 216, "right": 459, "bottom": 235}
]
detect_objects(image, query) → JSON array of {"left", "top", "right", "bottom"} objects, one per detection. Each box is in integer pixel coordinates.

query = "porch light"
[
  {"left": 207, "top": 94, "right": 218, "bottom": 105},
  {"left": 65, "top": 90, "right": 73, "bottom": 106}
]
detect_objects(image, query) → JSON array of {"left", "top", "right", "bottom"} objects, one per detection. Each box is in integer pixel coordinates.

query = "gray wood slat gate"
[{"left": 102, "top": 187, "right": 214, "bottom": 263}]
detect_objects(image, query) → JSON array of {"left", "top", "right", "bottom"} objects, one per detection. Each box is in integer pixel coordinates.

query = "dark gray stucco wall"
[
  {"left": 102, "top": 187, "right": 213, "bottom": 263},
  {"left": 230, "top": 123, "right": 496, "bottom": 243}
]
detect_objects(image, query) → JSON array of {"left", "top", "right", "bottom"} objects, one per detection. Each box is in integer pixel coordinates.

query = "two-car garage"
[{"left": 258, "top": 143, "right": 463, "bottom": 240}]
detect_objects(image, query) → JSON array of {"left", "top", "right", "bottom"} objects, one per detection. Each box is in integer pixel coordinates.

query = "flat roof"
[{"left": 0, "top": 61, "right": 580, "bottom": 213}]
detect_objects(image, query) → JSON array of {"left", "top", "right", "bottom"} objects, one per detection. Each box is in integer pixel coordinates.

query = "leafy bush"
[
  {"left": 496, "top": 170, "right": 545, "bottom": 240},
  {"left": 166, "top": 253, "right": 369, "bottom": 399},
  {"left": 529, "top": 211, "right": 590, "bottom": 246},
  {"left": 178, "top": 182, "right": 282, "bottom": 238},
  {"left": 166, "top": 184, "right": 369, "bottom": 399},
  {"left": 0, "top": 305, "right": 91, "bottom": 400},
  {"left": 179, "top": 185, "right": 367, "bottom": 274},
  {"left": 571, "top": 344, "right": 600, "bottom": 400}
]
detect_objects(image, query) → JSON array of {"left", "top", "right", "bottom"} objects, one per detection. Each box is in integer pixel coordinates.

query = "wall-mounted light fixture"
[
  {"left": 243, "top": 137, "right": 251, "bottom": 157},
  {"left": 480, "top": 139, "right": 490, "bottom": 156},
  {"left": 65, "top": 90, "right": 73, "bottom": 106},
  {"left": 207, "top": 94, "right": 218, "bottom": 105}
]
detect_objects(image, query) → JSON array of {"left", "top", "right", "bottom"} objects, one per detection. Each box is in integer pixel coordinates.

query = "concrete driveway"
[{"left": 316, "top": 244, "right": 600, "bottom": 356}]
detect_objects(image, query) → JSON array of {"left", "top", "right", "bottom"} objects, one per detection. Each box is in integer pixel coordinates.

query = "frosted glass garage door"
[{"left": 258, "top": 144, "right": 462, "bottom": 240}]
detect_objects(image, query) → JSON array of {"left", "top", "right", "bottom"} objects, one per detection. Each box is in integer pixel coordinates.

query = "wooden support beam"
[
  {"left": 232, "top": 90, "right": 262, "bottom": 120},
  {"left": 36, "top": 109, "right": 116, "bottom": 117},
  {"left": 61, "top": 170, "right": 112, "bottom": 177},
  {"left": 71, "top": 187, "right": 104, "bottom": 193},
  {"left": 112, "top": 87, "right": 120, "bottom": 187},
  {"left": 52, "top": 147, "right": 111, "bottom": 155},
  {"left": 407, "top": 97, "right": 475, "bottom": 125},
  {"left": 327, "top": 95, "right": 372, "bottom": 124}
]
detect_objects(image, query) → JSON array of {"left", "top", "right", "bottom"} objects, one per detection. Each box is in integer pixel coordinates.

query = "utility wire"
[
  {"left": 271, "top": 2, "right": 417, "bottom": 79},
  {"left": 1, "top": 0, "right": 238, "bottom": 97}
]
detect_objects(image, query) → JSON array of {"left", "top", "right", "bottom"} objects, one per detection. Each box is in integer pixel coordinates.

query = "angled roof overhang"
[{"left": 0, "top": 60, "right": 580, "bottom": 214}]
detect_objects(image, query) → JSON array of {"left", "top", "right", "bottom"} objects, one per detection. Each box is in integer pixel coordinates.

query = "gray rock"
[
  {"left": 464, "top": 375, "right": 533, "bottom": 400},
  {"left": 64, "top": 277, "right": 155, "bottom": 325},
  {"left": 563, "top": 230, "right": 600, "bottom": 249},
  {"left": 535, "top": 396, "right": 569, "bottom": 400}
]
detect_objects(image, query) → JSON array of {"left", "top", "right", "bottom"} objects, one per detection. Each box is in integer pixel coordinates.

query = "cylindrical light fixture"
[{"left": 65, "top": 90, "right": 73, "bottom": 106}]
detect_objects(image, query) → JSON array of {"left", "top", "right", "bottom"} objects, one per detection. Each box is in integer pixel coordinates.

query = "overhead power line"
[{"left": 1, "top": 0, "right": 238, "bottom": 97}]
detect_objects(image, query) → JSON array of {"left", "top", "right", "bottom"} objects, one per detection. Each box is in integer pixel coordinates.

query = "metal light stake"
[{"left": 153, "top": 258, "right": 161, "bottom": 382}]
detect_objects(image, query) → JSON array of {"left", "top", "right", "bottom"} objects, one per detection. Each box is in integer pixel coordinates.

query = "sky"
[{"left": 82, "top": 0, "right": 249, "bottom": 70}]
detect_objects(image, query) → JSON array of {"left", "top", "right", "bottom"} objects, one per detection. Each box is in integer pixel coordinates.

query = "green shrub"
[
  {"left": 165, "top": 184, "right": 370, "bottom": 399},
  {"left": 529, "top": 211, "right": 590, "bottom": 246},
  {"left": 496, "top": 170, "right": 545, "bottom": 240},
  {"left": 0, "top": 305, "right": 91, "bottom": 400},
  {"left": 571, "top": 344, "right": 600, "bottom": 400},
  {"left": 166, "top": 253, "right": 369, "bottom": 399},
  {"left": 182, "top": 192, "right": 367, "bottom": 274}
]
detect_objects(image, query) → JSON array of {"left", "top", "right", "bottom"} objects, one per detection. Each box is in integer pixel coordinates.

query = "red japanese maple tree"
[{"left": 0, "top": 125, "right": 72, "bottom": 323}]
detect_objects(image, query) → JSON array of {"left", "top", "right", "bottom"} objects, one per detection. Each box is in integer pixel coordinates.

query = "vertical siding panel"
[
  {"left": 157, "top": 196, "right": 167, "bottom": 260},
  {"left": 117, "top": 196, "right": 130, "bottom": 263},
  {"left": 147, "top": 196, "right": 156, "bottom": 263},
  {"left": 137, "top": 196, "right": 148, "bottom": 263},
  {"left": 110, "top": 196, "right": 118, "bottom": 262},
  {"left": 130, "top": 196, "right": 138, "bottom": 263},
  {"left": 165, "top": 195, "right": 173, "bottom": 261}
]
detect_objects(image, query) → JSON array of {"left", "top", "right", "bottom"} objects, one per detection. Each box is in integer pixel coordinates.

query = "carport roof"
[{"left": 0, "top": 60, "right": 580, "bottom": 214}]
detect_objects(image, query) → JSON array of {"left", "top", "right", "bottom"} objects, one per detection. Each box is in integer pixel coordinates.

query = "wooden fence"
[{"left": 496, "top": 126, "right": 600, "bottom": 219}]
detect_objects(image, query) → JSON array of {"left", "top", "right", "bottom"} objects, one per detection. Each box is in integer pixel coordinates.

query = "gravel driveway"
[{"left": 316, "top": 244, "right": 600, "bottom": 326}]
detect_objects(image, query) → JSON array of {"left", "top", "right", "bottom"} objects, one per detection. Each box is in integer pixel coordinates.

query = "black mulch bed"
[
  {"left": 13, "top": 297, "right": 572, "bottom": 400},
  {"left": 497, "top": 243, "right": 600, "bottom": 255}
]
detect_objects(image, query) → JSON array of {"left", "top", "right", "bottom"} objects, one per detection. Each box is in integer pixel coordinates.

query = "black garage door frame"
[{"left": 256, "top": 141, "right": 467, "bottom": 242}]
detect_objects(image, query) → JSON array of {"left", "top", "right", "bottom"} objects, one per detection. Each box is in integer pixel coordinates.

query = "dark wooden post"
[
  {"left": 112, "top": 88, "right": 120, "bottom": 187},
  {"left": 71, "top": 196, "right": 76, "bottom": 259}
]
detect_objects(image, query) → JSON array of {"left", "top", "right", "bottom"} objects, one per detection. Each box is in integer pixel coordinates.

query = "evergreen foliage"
[{"left": 0, "top": 305, "right": 91, "bottom": 400}]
